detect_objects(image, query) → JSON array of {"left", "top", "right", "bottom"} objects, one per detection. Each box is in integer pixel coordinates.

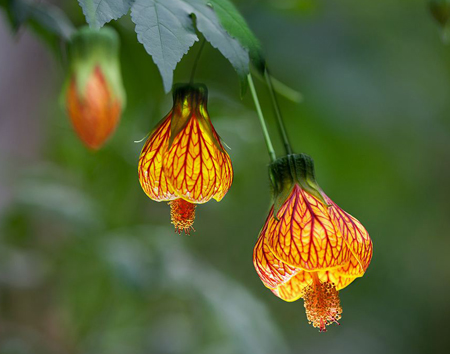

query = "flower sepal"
[
  {"left": 269, "top": 154, "right": 329, "bottom": 217},
  {"left": 168, "top": 83, "right": 224, "bottom": 153},
  {"left": 66, "top": 26, "right": 126, "bottom": 106}
]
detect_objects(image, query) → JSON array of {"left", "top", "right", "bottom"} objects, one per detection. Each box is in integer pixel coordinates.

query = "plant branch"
[
  {"left": 248, "top": 74, "right": 277, "bottom": 162},
  {"left": 264, "top": 67, "right": 293, "bottom": 155},
  {"left": 190, "top": 39, "right": 206, "bottom": 84}
]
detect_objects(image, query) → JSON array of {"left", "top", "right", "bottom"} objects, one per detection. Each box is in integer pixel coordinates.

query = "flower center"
[
  {"left": 302, "top": 273, "right": 342, "bottom": 332},
  {"left": 169, "top": 199, "right": 196, "bottom": 235}
]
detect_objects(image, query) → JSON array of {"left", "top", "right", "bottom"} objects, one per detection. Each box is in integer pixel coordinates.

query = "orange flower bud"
[
  {"left": 253, "top": 154, "right": 373, "bottom": 331},
  {"left": 63, "top": 26, "right": 125, "bottom": 149},
  {"left": 138, "top": 84, "right": 233, "bottom": 234}
]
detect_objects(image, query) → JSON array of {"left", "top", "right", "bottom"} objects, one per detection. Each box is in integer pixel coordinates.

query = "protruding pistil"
[
  {"left": 169, "top": 199, "right": 196, "bottom": 234},
  {"left": 302, "top": 273, "right": 342, "bottom": 332}
]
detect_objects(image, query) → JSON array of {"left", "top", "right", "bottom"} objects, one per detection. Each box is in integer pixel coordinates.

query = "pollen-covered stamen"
[
  {"left": 169, "top": 198, "right": 197, "bottom": 235},
  {"left": 302, "top": 273, "right": 342, "bottom": 332}
]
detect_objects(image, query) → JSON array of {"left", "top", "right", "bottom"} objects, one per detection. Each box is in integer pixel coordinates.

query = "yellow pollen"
[
  {"left": 302, "top": 273, "right": 342, "bottom": 332},
  {"left": 169, "top": 199, "right": 196, "bottom": 235}
]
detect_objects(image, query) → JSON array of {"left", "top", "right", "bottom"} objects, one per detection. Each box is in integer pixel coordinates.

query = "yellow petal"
[
  {"left": 327, "top": 198, "right": 373, "bottom": 275},
  {"left": 163, "top": 113, "right": 231, "bottom": 203},
  {"left": 138, "top": 113, "right": 177, "bottom": 201},
  {"left": 253, "top": 208, "right": 298, "bottom": 289},
  {"left": 267, "top": 185, "right": 349, "bottom": 271}
]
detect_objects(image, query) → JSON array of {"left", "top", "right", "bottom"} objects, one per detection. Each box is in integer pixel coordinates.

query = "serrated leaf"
[
  {"left": 130, "top": 0, "right": 250, "bottom": 93},
  {"left": 131, "top": 0, "right": 199, "bottom": 92},
  {"left": 185, "top": 0, "right": 249, "bottom": 95},
  {"left": 208, "top": 0, "right": 264, "bottom": 71},
  {"left": 78, "top": 0, "right": 133, "bottom": 28}
]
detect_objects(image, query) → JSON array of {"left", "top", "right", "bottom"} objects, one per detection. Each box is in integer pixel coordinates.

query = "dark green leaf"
[
  {"left": 130, "top": 0, "right": 250, "bottom": 93},
  {"left": 78, "top": 0, "right": 133, "bottom": 28},
  {"left": 209, "top": 0, "right": 265, "bottom": 71},
  {"left": 186, "top": 0, "right": 250, "bottom": 95}
]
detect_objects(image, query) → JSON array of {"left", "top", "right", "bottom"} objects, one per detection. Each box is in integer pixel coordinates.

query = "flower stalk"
[
  {"left": 264, "top": 67, "right": 293, "bottom": 155},
  {"left": 248, "top": 74, "right": 277, "bottom": 163},
  {"left": 190, "top": 39, "right": 207, "bottom": 84}
]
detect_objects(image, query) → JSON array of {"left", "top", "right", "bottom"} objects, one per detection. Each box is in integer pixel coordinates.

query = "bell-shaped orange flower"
[
  {"left": 64, "top": 26, "right": 126, "bottom": 150},
  {"left": 138, "top": 83, "right": 233, "bottom": 234},
  {"left": 253, "top": 154, "right": 372, "bottom": 332}
]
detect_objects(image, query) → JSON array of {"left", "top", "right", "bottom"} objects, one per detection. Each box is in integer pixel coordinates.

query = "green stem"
[
  {"left": 248, "top": 74, "right": 277, "bottom": 162},
  {"left": 190, "top": 39, "right": 206, "bottom": 84},
  {"left": 264, "top": 67, "right": 293, "bottom": 155}
]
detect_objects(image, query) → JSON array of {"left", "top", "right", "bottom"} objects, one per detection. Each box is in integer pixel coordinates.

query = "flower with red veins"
[
  {"left": 63, "top": 26, "right": 126, "bottom": 150},
  {"left": 138, "top": 83, "right": 233, "bottom": 234},
  {"left": 253, "top": 154, "right": 373, "bottom": 332}
]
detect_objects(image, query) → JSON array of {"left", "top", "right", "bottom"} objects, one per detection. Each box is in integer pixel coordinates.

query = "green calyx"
[
  {"left": 269, "top": 154, "right": 329, "bottom": 217},
  {"left": 67, "top": 26, "right": 126, "bottom": 106},
  {"left": 168, "top": 83, "right": 224, "bottom": 153}
]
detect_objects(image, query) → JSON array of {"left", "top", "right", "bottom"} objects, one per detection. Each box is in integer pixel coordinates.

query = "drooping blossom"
[
  {"left": 253, "top": 154, "right": 372, "bottom": 331},
  {"left": 138, "top": 84, "right": 233, "bottom": 234},
  {"left": 64, "top": 26, "right": 125, "bottom": 149}
]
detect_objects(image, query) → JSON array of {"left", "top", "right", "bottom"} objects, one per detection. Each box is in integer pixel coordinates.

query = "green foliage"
[
  {"left": 77, "top": 0, "right": 263, "bottom": 94},
  {"left": 0, "top": 0, "right": 74, "bottom": 51},
  {"left": 184, "top": 0, "right": 250, "bottom": 94},
  {"left": 130, "top": 0, "right": 252, "bottom": 93},
  {"left": 130, "top": 0, "right": 199, "bottom": 93},
  {"left": 77, "top": 0, "right": 133, "bottom": 28},
  {"left": 429, "top": 0, "right": 450, "bottom": 27},
  {"left": 209, "top": 0, "right": 264, "bottom": 71}
]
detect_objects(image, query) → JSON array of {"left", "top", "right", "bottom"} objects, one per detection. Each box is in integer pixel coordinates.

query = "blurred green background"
[{"left": 1, "top": 0, "right": 450, "bottom": 353}]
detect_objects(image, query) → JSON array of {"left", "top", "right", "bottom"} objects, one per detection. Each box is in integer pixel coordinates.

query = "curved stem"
[
  {"left": 248, "top": 74, "right": 277, "bottom": 162},
  {"left": 190, "top": 39, "right": 206, "bottom": 84},
  {"left": 264, "top": 67, "right": 293, "bottom": 155}
]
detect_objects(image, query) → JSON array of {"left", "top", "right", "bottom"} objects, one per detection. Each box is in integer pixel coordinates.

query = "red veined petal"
[
  {"left": 327, "top": 197, "right": 373, "bottom": 274},
  {"left": 138, "top": 113, "right": 177, "bottom": 201},
  {"left": 253, "top": 207, "right": 298, "bottom": 289},
  {"left": 213, "top": 149, "right": 233, "bottom": 201},
  {"left": 163, "top": 114, "right": 225, "bottom": 203},
  {"left": 267, "top": 185, "right": 349, "bottom": 271},
  {"left": 271, "top": 269, "right": 357, "bottom": 302}
]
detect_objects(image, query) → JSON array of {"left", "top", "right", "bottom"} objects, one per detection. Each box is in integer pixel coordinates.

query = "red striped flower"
[
  {"left": 64, "top": 26, "right": 125, "bottom": 150},
  {"left": 138, "top": 84, "right": 233, "bottom": 234},
  {"left": 253, "top": 154, "right": 373, "bottom": 332}
]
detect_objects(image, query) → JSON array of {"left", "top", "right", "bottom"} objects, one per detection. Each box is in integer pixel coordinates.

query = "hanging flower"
[
  {"left": 64, "top": 26, "right": 126, "bottom": 150},
  {"left": 138, "top": 84, "right": 233, "bottom": 234},
  {"left": 253, "top": 154, "right": 373, "bottom": 332}
]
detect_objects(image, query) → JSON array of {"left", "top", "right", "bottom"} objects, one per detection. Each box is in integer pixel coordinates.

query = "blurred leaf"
[
  {"left": 0, "top": 0, "right": 15, "bottom": 27},
  {"left": 0, "top": 0, "right": 74, "bottom": 39},
  {"left": 429, "top": 0, "right": 450, "bottom": 27},
  {"left": 253, "top": 70, "right": 303, "bottom": 103},
  {"left": 0, "top": 0, "right": 74, "bottom": 55},
  {"left": 77, "top": 0, "right": 133, "bottom": 28},
  {"left": 130, "top": 0, "right": 250, "bottom": 93},
  {"left": 12, "top": 164, "right": 102, "bottom": 229}
]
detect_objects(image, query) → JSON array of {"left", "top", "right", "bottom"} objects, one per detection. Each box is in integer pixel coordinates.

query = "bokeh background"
[{"left": 1, "top": 0, "right": 450, "bottom": 353}]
